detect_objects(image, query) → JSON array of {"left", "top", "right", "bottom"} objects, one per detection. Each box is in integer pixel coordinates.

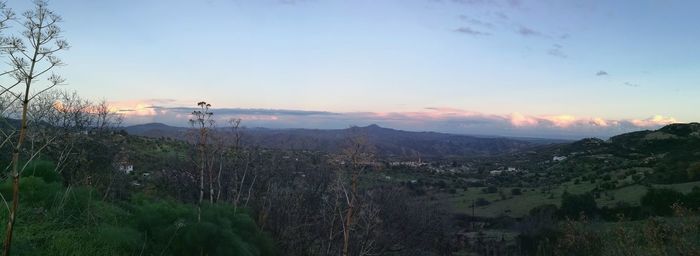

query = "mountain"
[
  {"left": 517, "top": 122, "right": 700, "bottom": 185},
  {"left": 123, "top": 123, "right": 553, "bottom": 158},
  {"left": 123, "top": 123, "right": 188, "bottom": 138}
]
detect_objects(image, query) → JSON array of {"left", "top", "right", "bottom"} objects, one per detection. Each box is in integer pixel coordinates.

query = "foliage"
[
  {"left": 0, "top": 175, "right": 276, "bottom": 256},
  {"left": 21, "top": 161, "right": 62, "bottom": 184},
  {"left": 559, "top": 192, "right": 597, "bottom": 219},
  {"left": 511, "top": 188, "right": 522, "bottom": 195},
  {"left": 640, "top": 188, "right": 686, "bottom": 216}
]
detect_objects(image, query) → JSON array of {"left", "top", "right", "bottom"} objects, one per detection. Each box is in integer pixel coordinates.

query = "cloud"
[
  {"left": 506, "top": 0, "right": 522, "bottom": 8},
  {"left": 112, "top": 100, "right": 680, "bottom": 139},
  {"left": 509, "top": 112, "right": 538, "bottom": 127},
  {"left": 155, "top": 106, "right": 336, "bottom": 117},
  {"left": 493, "top": 12, "right": 508, "bottom": 20},
  {"left": 517, "top": 26, "right": 545, "bottom": 37},
  {"left": 542, "top": 115, "right": 578, "bottom": 127},
  {"left": 450, "top": 0, "right": 496, "bottom": 5},
  {"left": 596, "top": 70, "right": 609, "bottom": 76},
  {"left": 458, "top": 15, "right": 494, "bottom": 28},
  {"left": 623, "top": 82, "right": 640, "bottom": 87},
  {"left": 454, "top": 26, "right": 491, "bottom": 36},
  {"left": 630, "top": 115, "right": 677, "bottom": 127},
  {"left": 277, "top": 0, "right": 310, "bottom": 4},
  {"left": 547, "top": 44, "right": 567, "bottom": 58}
]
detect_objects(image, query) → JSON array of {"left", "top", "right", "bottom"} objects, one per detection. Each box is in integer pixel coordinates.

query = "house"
[
  {"left": 118, "top": 164, "right": 134, "bottom": 174},
  {"left": 553, "top": 156, "right": 568, "bottom": 162},
  {"left": 113, "top": 149, "right": 134, "bottom": 174}
]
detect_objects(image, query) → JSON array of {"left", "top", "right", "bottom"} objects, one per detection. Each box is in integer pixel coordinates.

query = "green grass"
[
  {"left": 598, "top": 185, "right": 647, "bottom": 207},
  {"left": 449, "top": 187, "right": 560, "bottom": 217},
  {"left": 658, "top": 180, "right": 700, "bottom": 193},
  {"left": 449, "top": 180, "right": 700, "bottom": 218}
]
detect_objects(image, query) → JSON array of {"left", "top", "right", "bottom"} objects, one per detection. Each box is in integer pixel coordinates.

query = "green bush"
[
  {"left": 640, "top": 188, "right": 685, "bottom": 216},
  {"left": 559, "top": 192, "right": 597, "bottom": 219},
  {"left": 22, "top": 160, "right": 62, "bottom": 184},
  {"left": 0, "top": 168, "right": 276, "bottom": 256}
]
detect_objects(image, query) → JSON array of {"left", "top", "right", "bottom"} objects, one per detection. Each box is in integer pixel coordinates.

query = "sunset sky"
[{"left": 24, "top": 0, "right": 700, "bottom": 138}]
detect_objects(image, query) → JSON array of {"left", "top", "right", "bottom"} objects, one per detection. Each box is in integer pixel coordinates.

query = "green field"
[{"left": 449, "top": 180, "right": 700, "bottom": 218}]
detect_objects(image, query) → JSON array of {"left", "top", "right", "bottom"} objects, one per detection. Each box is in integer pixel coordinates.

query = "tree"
[
  {"left": 92, "top": 99, "right": 123, "bottom": 132},
  {"left": 225, "top": 118, "right": 257, "bottom": 212},
  {"left": 189, "top": 101, "right": 215, "bottom": 222},
  {"left": 1, "top": 1, "right": 69, "bottom": 254},
  {"left": 511, "top": 188, "right": 522, "bottom": 195},
  {"left": 640, "top": 188, "right": 685, "bottom": 216},
  {"left": 686, "top": 162, "right": 700, "bottom": 181},
  {"left": 338, "top": 127, "right": 375, "bottom": 256},
  {"left": 559, "top": 192, "right": 597, "bottom": 219}
]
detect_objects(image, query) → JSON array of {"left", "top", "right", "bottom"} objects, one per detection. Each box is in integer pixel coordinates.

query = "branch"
[
  {"left": 28, "top": 82, "right": 59, "bottom": 101},
  {"left": 0, "top": 130, "right": 16, "bottom": 148},
  {"left": 18, "top": 136, "right": 56, "bottom": 175},
  {"left": 30, "top": 60, "right": 57, "bottom": 79},
  {"left": 0, "top": 191, "right": 10, "bottom": 215}
]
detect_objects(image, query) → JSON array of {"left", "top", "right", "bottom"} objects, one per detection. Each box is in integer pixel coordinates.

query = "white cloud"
[{"left": 112, "top": 100, "right": 679, "bottom": 139}]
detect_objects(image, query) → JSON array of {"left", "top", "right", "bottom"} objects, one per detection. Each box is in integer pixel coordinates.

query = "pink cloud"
[
  {"left": 237, "top": 115, "right": 279, "bottom": 121},
  {"left": 589, "top": 117, "right": 612, "bottom": 127},
  {"left": 630, "top": 115, "right": 677, "bottom": 127},
  {"left": 542, "top": 115, "right": 578, "bottom": 128},
  {"left": 509, "top": 112, "right": 538, "bottom": 127},
  {"left": 111, "top": 99, "right": 682, "bottom": 138}
]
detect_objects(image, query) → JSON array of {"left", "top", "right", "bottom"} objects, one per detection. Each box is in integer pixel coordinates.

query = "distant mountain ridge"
[{"left": 124, "top": 123, "right": 565, "bottom": 158}]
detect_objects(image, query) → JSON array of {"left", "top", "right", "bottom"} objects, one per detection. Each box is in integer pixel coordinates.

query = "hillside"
[
  {"left": 459, "top": 123, "right": 700, "bottom": 216},
  {"left": 548, "top": 122, "right": 700, "bottom": 184},
  {"left": 428, "top": 123, "right": 700, "bottom": 221}
]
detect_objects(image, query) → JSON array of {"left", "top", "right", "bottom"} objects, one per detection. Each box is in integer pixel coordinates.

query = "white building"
[{"left": 553, "top": 156, "right": 568, "bottom": 162}]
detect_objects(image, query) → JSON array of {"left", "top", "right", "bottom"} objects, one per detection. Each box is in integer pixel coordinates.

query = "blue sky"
[{"left": 15, "top": 0, "right": 700, "bottom": 138}]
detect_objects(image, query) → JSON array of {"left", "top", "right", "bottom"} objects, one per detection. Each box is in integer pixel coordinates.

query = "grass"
[
  {"left": 449, "top": 187, "right": 559, "bottom": 217},
  {"left": 449, "top": 180, "right": 700, "bottom": 218},
  {"left": 658, "top": 180, "right": 700, "bottom": 193}
]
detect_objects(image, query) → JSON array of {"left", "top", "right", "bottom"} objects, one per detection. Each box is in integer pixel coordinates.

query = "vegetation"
[
  {"left": 0, "top": 161, "right": 275, "bottom": 256},
  {"left": 0, "top": 2, "right": 697, "bottom": 256}
]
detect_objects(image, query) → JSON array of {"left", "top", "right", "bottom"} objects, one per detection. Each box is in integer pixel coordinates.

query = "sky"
[{"left": 12, "top": 0, "right": 700, "bottom": 139}]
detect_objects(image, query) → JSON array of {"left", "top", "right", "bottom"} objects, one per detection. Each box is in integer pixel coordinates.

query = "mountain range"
[{"left": 123, "top": 123, "right": 570, "bottom": 158}]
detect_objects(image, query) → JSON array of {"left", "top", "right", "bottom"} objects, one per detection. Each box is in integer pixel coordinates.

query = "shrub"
[
  {"left": 482, "top": 186, "right": 498, "bottom": 194},
  {"left": 475, "top": 198, "right": 490, "bottom": 206},
  {"left": 640, "top": 188, "right": 685, "bottom": 216},
  {"left": 559, "top": 192, "right": 597, "bottom": 219},
  {"left": 511, "top": 188, "right": 522, "bottom": 195},
  {"left": 22, "top": 160, "right": 62, "bottom": 184}
]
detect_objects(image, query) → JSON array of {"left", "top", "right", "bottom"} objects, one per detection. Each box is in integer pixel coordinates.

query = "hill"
[
  {"left": 482, "top": 122, "right": 700, "bottom": 192},
  {"left": 124, "top": 123, "right": 560, "bottom": 158}
]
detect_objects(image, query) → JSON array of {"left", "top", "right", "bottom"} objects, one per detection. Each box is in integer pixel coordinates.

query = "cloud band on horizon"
[{"left": 110, "top": 100, "right": 678, "bottom": 139}]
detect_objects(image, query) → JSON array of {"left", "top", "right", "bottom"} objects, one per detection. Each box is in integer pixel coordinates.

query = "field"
[{"left": 447, "top": 180, "right": 700, "bottom": 218}]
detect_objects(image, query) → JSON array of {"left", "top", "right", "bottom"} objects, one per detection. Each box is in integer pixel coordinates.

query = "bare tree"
[
  {"left": 217, "top": 118, "right": 241, "bottom": 202},
  {"left": 28, "top": 90, "right": 122, "bottom": 182},
  {"left": 93, "top": 99, "right": 123, "bottom": 132},
  {"left": 206, "top": 130, "right": 223, "bottom": 204},
  {"left": 189, "top": 101, "right": 214, "bottom": 221},
  {"left": 1, "top": 1, "right": 69, "bottom": 254},
  {"left": 339, "top": 127, "right": 375, "bottom": 256}
]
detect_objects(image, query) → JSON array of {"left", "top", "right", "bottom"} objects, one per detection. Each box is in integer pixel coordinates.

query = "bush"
[
  {"left": 511, "top": 188, "right": 522, "bottom": 195},
  {"left": 475, "top": 198, "right": 490, "bottom": 206},
  {"left": 0, "top": 174, "right": 276, "bottom": 256},
  {"left": 22, "top": 160, "right": 62, "bottom": 184},
  {"left": 640, "top": 188, "right": 685, "bottom": 216},
  {"left": 482, "top": 186, "right": 498, "bottom": 194},
  {"left": 559, "top": 192, "right": 597, "bottom": 219}
]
